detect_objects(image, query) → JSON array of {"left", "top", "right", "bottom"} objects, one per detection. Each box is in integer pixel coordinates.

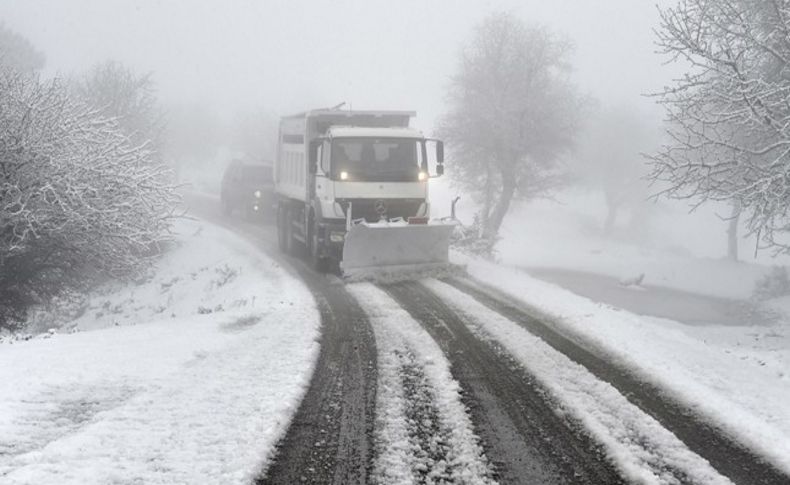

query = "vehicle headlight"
[
  {"left": 340, "top": 171, "right": 349, "bottom": 181},
  {"left": 329, "top": 231, "right": 345, "bottom": 242},
  {"left": 254, "top": 190, "right": 261, "bottom": 198},
  {"left": 418, "top": 171, "right": 427, "bottom": 181}
]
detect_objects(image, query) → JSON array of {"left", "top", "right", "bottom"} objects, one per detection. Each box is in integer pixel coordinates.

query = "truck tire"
[
  {"left": 282, "top": 207, "right": 300, "bottom": 256},
  {"left": 277, "top": 204, "right": 288, "bottom": 253},
  {"left": 308, "top": 213, "right": 328, "bottom": 272}
]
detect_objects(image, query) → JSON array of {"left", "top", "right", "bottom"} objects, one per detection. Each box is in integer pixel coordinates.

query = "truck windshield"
[{"left": 330, "top": 138, "right": 423, "bottom": 182}]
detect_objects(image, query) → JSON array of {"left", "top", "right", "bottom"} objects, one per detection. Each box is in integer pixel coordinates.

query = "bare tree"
[
  {"left": 71, "top": 60, "right": 164, "bottom": 154},
  {"left": 0, "top": 23, "right": 44, "bottom": 73},
  {"left": 440, "top": 12, "right": 583, "bottom": 246},
  {"left": 161, "top": 102, "right": 224, "bottom": 177},
  {"left": 573, "top": 105, "right": 660, "bottom": 235},
  {"left": 650, "top": 0, "right": 790, "bottom": 255},
  {"left": 228, "top": 108, "right": 279, "bottom": 162},
  {"left": 0, "top": 68, "right": 179, "bottom": 329}
]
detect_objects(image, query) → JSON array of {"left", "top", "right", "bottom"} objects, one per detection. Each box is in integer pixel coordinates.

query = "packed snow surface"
[
  {"left": 347, "top": 282, "right": 494, "bottom": 485},
  {"left": 426, "top": 279, "right": 732, "bottom": 485},
  {"left": 460, "top": 258, "right": 790, "bottom": 477},
  {"left": 0, "top": 219, "right": 320, "bottom": 484}
]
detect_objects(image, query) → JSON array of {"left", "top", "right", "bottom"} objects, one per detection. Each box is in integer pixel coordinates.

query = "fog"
[
  {"left": 3, "top": 0, "right": 773, "bottom": 284},
  {"left": 0, "top": 0, "right": 676, "bottom": 126}
]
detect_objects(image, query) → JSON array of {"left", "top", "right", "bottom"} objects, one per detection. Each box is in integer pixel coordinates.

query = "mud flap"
[{"left": 340, "top": 222, "right": 459, "bottom": 282}]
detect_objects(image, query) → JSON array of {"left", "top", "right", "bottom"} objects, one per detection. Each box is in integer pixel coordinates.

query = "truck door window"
[{"left": 320, "top": 140, "right": 331, "bottom": 174}]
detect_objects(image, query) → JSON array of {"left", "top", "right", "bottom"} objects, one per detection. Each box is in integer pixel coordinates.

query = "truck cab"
[{"left": 275, "top": 108, "right": 448, "bottom": 274}]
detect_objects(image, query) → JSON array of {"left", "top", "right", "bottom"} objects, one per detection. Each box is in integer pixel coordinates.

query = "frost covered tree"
[
  {"left": 228, "top": 108, "right": 279, "bottom": 161},
  {"left": 650, "top": 0, "right": 790, "bottom": 255},
  {"left": 71, "top": 60, "right": 163, "bottom": 155},
  {"left": 440, "top": 12, "right": 583, "bottom": 246},
  {"left": 574, "top": 106, "right": 660, "bottom": 235},
  {"left": 0, "top": 23, "right": 44, "bottom": 73},
  {"left": 162, "top": 102, "right": 223, "bottom": 172},
  {"left": 0, "top": 68, "right": 179, "bottom": 328}
]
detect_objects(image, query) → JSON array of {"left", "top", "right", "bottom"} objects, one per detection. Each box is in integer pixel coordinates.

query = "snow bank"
[
  {"left": 0, "top": 219, "right": 320, "bottom": 484},
  {"left": 347, "top": 283, "right": 494, "bottom": 485},
  {"left": 494, "top": 191, "right": 776, "bottom": 299},
  {"left": 461, "top": 258, "right": 790, "bottom": 476}
]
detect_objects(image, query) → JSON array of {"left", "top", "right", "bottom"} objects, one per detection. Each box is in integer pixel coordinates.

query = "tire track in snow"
[
  {"left": 187, "top": 195, "right": 377, "bottom": 485},
  {"left": 386, "top": 281, "right": 626, "bottom": 485},
  {"left": 445, "top": 276, "right": 790, "bottom": 485},
  {"left": 346, "top": 282, "right": 494, "bottom": 485},
  {"left": 425, "top": 279, "right": 734, "bottom": 485}
]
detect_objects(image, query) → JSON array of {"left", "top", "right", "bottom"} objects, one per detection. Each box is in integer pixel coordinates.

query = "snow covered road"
[{"left": 5, "top": 193, "right": 787, "bottom": 484}]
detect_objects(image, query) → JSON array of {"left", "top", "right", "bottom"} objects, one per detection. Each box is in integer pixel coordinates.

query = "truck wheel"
[
  {"left": 308, "top": 214, "right": 327, "bottom": 272},
  {"left": 277, "top": 204, "right": 288, "bottom": 252},
  {"left": 283, "top": 210, "right": 299, "bottom": 256}
]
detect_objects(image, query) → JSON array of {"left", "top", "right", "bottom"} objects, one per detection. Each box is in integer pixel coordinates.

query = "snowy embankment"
[
  {"left": 346, "top": 283, "right": 494, "bottom": 485},
  {"left": 493, "top": 192, "right": 775, "bottom": 300},
  {"left": 0, "top": 219, "right": 320, "bottom": 484},
  {"left": 457, "top": 257, "right": 790, "bottom": 477}
]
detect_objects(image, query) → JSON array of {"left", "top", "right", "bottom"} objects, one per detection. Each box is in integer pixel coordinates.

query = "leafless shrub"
[{"left": 0, "top": 66, "right": 180, "bottom": 329}]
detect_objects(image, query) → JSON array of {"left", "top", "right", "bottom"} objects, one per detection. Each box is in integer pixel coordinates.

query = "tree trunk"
[
  {"left": 727, "top": 199, "right": 741, "bottom": 262},
  {"left": 483, "top": 169, "right": 517, "bottom": 240},
  {"left": 602, "top": 188, "right": 620, "bottom": 236},
  {"left": 604, "top": 201, "right": 619, "bottom": 236},
  {"left": 480, "top": 162, "right": 495, "bottom": 238}
]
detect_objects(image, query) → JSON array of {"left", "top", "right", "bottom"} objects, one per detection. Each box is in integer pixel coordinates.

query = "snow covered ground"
[
  {"left": 456, "top": 257, "right": 790, "bottom": 478},
  {"left": 0, "top": 219, "right": 320, "bottom": 484},
  {"left": 448, "top": 188, "right": 785, "bottom": 300}
]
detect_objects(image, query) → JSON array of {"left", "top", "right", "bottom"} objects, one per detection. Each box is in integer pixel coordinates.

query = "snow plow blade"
[{"left": 340, "top": 222, "right": 461, "bottom": 283}]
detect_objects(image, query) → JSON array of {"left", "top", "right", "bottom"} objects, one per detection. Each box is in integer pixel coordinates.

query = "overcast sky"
[{"left": 0, "top": 0, "right": 678, "bottom": 129}]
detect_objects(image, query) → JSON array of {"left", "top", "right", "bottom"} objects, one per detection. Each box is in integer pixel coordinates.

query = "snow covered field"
[
  {"left": 0, "top": 219, "right": 320, "bottom": 484},
  {"left": 451, "top": 188, "right": 783, "bottom": 300},
  {"left": 457, "top": 257, "right": 790, "bottom": 477}
]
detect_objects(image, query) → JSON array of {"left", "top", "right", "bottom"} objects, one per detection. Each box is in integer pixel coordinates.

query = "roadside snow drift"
[{"left": 0, "top": 219, "right": 320, "bottom": 484}]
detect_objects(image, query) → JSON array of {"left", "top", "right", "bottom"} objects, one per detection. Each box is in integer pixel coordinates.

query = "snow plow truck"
[{"left": 274, "top": 107, "right": 456, "bottom": 280}]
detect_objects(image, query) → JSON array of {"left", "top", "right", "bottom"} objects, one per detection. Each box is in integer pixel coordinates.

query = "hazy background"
[
  {"left": 0, "top": 0, "right": 676, "bottom": 127},
  {"left": 6, "top": 0, "right": 769, "bottom": 269}
]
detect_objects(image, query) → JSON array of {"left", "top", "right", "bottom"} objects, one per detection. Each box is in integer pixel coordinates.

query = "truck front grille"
[{"left": 339, "top": 198, "right": 423, "bottom": 223}]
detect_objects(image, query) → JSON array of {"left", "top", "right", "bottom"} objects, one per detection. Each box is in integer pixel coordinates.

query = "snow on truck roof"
[
  {"left": 327, "top": 126, "right": 424, "bottom": 139},
  {"left": 283, "top": 109, "right": 417, "bottom": 119}
]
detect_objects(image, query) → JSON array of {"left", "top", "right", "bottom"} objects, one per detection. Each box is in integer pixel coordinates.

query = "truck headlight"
[
  {"left": 340, "top": 171, "right": 349, "bottom": 181},
  {"left": 418, "top": 171, "right": 427, "bottom": 181},
  {"left": 329, "top": 231, "right": 345, "bottom": 242},
  {"left": 254, "top": 190, "right": 261, "bottom": 198}
]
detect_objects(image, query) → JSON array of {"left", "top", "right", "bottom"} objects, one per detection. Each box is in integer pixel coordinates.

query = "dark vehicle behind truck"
[{"left": 220, "top": 159, "right": 275, "bottom": 220}]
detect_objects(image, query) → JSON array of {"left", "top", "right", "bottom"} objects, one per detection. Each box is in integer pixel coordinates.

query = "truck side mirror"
[
  {"left": 436, "top": 141, "right": 444, "bottom": 165},
  {"left": 309, "top": 140, "right": 320, "bottom": 174},
  {"left": 436, "top": 164, "right": 444, "bottom": 176}
]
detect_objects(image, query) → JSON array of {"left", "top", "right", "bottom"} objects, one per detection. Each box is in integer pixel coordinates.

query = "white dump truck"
[{"left": 274, "top": 107, "right": 455, "bottom": 279}]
